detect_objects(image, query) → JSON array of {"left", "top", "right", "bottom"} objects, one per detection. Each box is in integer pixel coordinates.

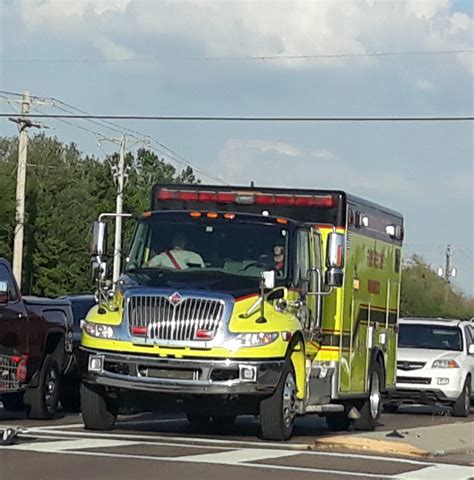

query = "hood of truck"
[{"left": 121, "top": 271, "right": 272, "bottom": 299}]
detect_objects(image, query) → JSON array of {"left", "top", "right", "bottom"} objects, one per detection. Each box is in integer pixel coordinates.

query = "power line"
[
  {"left": 2, "top": 49, "right": 473, "bottom": 64},
  {"left": 0, "top": 113, "right": 473, "bottom": 122}
]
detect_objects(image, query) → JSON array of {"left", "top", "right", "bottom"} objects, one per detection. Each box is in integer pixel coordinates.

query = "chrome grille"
[
  {"left": 0, "top": 354, "right": 20, "bottom": 391},
  {"left": 127, "top": 295, "right": 225, "bottom": 341},
  {"left": 397, "top": 361, "right": 426, "bottom": 371}
]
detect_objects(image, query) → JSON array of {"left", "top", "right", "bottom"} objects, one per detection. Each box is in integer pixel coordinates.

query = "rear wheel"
[
  {"left": 325, "top": 413, "right": 352, "bottom": 431},
  {"left": 353, "top": 362, "right": 383, "bottom": 431},
  {"left": 452, "top": 379, "right": 471, "bottom": 417},
  {"left": 81, "top": 382, "right": 116, "bottom": 430},
  {"left": 1, "top": 392, "right": 25, "bottom": 411},
  {"left": 259, "top": 360, "right": 297, "bottom": 441},
  {"left": 25, "top": 355, "right": 60, "bottom": 419}
]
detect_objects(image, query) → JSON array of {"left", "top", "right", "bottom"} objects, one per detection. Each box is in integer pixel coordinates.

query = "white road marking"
[
  {"left": 176, "top": 447, "right": 301, "bottom": 464},
  {"left": 12, "top": 438, "right": 138, "bottom": 453},
  {"left": 397, "top": 464, "right": 474, "bottom": 480}
]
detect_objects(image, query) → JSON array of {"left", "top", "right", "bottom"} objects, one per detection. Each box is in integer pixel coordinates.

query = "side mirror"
[
  {"left": 326, "top": 232, "right": 345, "bottom": 288},
  {"left": 468, "top": 344, "right": 474, "bottom": 355},
  {"left": 91, "top": 221, "right": 108, "bottom": 257},
  {"left": 0, "top": 280, "right": 8, "bottom": 304},
  {"left": 261, "top": 270, "right": 275, "bottom": 290}
]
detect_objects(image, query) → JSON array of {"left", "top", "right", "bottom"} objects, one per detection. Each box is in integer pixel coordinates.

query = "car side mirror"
[
  {"left": 0, "top": 280, "right": 8, "bottom": 304},
  {"left": 468, "top": 344, "right": 474, "bottom": 355},
  {"left": 91, "top": 221, "right": 108, "bottom": 257}
]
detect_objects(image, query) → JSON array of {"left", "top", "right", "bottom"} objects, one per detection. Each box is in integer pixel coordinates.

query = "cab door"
[{"left": 0, "top": 263, "right": 29, "bottom": 354}]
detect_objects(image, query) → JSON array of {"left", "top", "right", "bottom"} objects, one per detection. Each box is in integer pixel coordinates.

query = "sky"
[{"left": 0, "top": 0, "right": 473, "bottom": 294}]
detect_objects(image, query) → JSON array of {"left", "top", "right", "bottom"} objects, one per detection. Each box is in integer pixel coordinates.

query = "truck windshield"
[
  {"left": 398, "top": 324, "right": 463, "bottom": 351},
  {"left": 125, "top": 218, "right": 289, "bottom": 282}
]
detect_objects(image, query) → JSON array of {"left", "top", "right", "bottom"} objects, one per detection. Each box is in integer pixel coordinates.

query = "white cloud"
[
  {"left": 15, "top": 0, "right": 473, "bottom": 73},
  {"left": 216, "top": 138, "right": 411, "bottom": 196}
]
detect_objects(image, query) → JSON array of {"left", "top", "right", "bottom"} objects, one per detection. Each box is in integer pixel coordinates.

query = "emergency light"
[{"left": 156, "top": 189, "right": 335, "bottom": 208}]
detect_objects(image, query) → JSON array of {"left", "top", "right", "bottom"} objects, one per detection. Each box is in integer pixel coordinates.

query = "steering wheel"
[{"left": 241, "top": 261, "right": 268, "bottom": 271}]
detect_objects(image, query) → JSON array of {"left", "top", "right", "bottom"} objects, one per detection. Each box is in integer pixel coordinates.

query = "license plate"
[{"left": 145, "top": 368, "right": 198, "bottom": 381}]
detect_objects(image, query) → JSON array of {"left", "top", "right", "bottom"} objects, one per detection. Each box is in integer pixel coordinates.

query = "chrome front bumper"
[{"left": 81, "top": 348, "right": 284, "bottom": 395}]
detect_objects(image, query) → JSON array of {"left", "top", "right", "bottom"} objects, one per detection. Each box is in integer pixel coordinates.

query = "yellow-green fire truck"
[{"left": 80, "top": 184, "right": 403, "bottom": 440}]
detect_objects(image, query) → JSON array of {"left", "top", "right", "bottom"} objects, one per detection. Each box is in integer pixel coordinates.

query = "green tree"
[{"left": 401, "top": 255, "right": 474, "bottom": 319}]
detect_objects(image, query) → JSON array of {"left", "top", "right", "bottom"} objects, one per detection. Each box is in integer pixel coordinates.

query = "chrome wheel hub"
[
  {"left": 369, "top": 371, "right": 381, "bottom": 419},
  {"left": 282, "top": 372, "right": 296, "bottom": 427}
]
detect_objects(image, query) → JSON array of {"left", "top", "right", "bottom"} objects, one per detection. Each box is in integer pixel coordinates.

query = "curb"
[{"left": 309, "top": 435, "right": 429, "bottom": 458}]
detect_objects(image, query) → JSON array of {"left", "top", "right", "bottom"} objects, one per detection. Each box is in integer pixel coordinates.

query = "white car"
[{"left": 385, "top": 318, "right": 474, "bottom": 416}]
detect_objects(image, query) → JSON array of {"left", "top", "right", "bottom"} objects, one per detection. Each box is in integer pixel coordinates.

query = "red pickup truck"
[{"left": 0, "top": 258, "right": 74, "bottom": 418}]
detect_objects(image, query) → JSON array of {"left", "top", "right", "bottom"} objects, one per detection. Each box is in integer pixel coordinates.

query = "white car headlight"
[
  {"left": 234, "top": 332, "right": 279, "bottom": 347},
  {"left": 432, "top": 359, "right": 459, "bottom": 369},
  {"left": 84, "top": 322, "right": 115, "bottom": 339}
]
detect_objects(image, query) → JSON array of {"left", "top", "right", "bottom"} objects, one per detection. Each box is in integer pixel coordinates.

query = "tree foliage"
[
  {"left": 401, "top": 255, "right": 473, "bottom": 319},
  {"left": 0, "top": 134, "right": 197, "bottom": 296}
]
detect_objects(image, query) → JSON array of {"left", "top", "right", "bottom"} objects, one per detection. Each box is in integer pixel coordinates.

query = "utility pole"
[
  {"left": 7, "top": 91, "right": 41, "bottom": 290},
  {"left": 113, "top": 136, "right": 126, "bottom": 285},
  {"left": 444, "top": 244, "right": 452, "bottom": 283},
  {"left": 98, "top": 134, "right": 147, "bottom": 285}
]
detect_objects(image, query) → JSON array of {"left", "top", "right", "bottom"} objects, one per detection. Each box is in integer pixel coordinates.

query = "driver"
[{"left": 148, "top": 232, "right": 204, "bottom": 269}]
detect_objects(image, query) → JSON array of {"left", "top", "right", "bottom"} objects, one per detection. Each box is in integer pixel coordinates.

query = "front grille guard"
[{"left": 0, "top": 355, "right": 20, "bottom": 392}]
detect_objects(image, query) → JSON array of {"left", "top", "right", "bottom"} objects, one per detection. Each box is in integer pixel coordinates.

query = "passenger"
[{"left": 148, "top": 232, "right": 204, "bottom": 269}]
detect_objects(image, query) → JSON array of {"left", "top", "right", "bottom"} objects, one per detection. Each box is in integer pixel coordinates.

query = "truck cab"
[{"left": 81, "top": 185, "right": 403, "bottom": 440}]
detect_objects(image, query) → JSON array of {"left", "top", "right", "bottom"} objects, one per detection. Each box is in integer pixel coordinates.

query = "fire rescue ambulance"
[{"left": 80, "top": 184, "right": 403, "bottom": 440}]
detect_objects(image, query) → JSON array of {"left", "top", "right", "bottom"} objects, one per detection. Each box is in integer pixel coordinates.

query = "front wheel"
[
  {"left": 81, "top": 383, "right": 116, "bottom": 430},
  {"left": 259, "top": 360, "right": 297, "bottom": 441},
  {"left": 353, "top": 362, "right": 383, "bottom": 431},
  {"left": 452, "top": 379, "right": 471, "bottom": 417},
  {"left": 25, "top": 355, "right": 60, "bottom": 419}
]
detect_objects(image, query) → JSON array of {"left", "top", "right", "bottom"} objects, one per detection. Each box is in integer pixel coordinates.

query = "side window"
[
  {"left": 0, "top": 264, "right": 18, "bottom": 302},
  {"left": 295, "top": 229, "right": 310, "bottom": 285},
  {"left": 465, "top": 326, "right": 474, "bottom": 347}
]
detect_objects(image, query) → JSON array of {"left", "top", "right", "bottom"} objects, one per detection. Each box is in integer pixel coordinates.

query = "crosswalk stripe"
[
  {"left": 12, "top": 438, "right": 138, "bottom": 453},
  {"left": 176, "top": 448, "right": 301, "bottom": 464}
]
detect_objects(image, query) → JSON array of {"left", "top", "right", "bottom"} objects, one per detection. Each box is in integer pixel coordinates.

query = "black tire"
[
  {"left": 25, "top": 355, "right": 60, "bottom": 419},
  {"left": 186, "top": 413, "right": 211, "bottom": 426},
  {"left": 259, "top": 360, "right": 297, "bottom": 441},
  {"left": 353, "top": 362, "right": 383, "bottom": 431},
  {"left": 383, "top": 404, "right": 399, "bottom": 414},
  {"left": 1, "top": 392, "right": 25, "bottom": 411},
  {"left": 212, "top": 415, "right": 237, "bottom": 427},
  {"left": 452, "top": 378, "right": 471, "bottom": 417},
  {"left": 80, "top": 382, "right": 116, "bottom": 430},
  {"left": 326, "top": 413, "right": 352, "bottom": 431}
]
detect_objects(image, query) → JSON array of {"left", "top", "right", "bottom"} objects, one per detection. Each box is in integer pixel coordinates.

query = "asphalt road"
[{"left": 1, "top": 406, "right": 474, "bottom": 480}]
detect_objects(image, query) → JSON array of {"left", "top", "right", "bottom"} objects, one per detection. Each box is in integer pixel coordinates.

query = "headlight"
[
  {"left": 432, "top": 359, "right": 459, "bottom": 369},
  {"left": 234, "top": 332, "right": 279, "bottom": 347},
  {"left": 84, "top": 322, "right": 115, "bottom": 339}
]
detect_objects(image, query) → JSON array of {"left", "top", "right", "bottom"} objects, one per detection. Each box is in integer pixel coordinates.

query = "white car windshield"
[{"left": 399, "top": 324, "right": 463, "bottom": 351}]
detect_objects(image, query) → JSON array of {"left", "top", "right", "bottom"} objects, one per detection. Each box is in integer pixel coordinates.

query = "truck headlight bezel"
[
  {"left": 233, "top": 332, "right": 279, "bottom": 347},
  {"left": 84, "top": 321, "right": 115, "bottom": 339}
]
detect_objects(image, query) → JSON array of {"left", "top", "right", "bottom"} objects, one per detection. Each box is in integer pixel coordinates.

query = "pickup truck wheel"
[
  {"left": 25, "top": 355, "right": 60, "bottom": 419},
  {"left": 81, "top": 383, "right": 116, "bottom": 430},
  {"left": 259, "top": 360, "right": 296, "bottom": 441},
  {"left": 1, "top": 392, "right": 25, "bottom": 411},
  {"left": 452, "top": 379, "right": 471, "bottom": 417},
  {"left": 353, "top": 362, "right": 383, "bottom": 431}
]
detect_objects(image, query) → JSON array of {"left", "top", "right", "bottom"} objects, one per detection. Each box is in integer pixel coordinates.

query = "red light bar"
[
  {"left": 216, "top": 192, "right": 236, "bottom": 203},
  {"left": 157, "top": 189, "right": 335, "bottom": 208},
  {"left": 131, "top": 326, "right": 147, "bottom": 336},
  {"left": 198, "top": 191, "right": 217, "bottom": 202}
]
